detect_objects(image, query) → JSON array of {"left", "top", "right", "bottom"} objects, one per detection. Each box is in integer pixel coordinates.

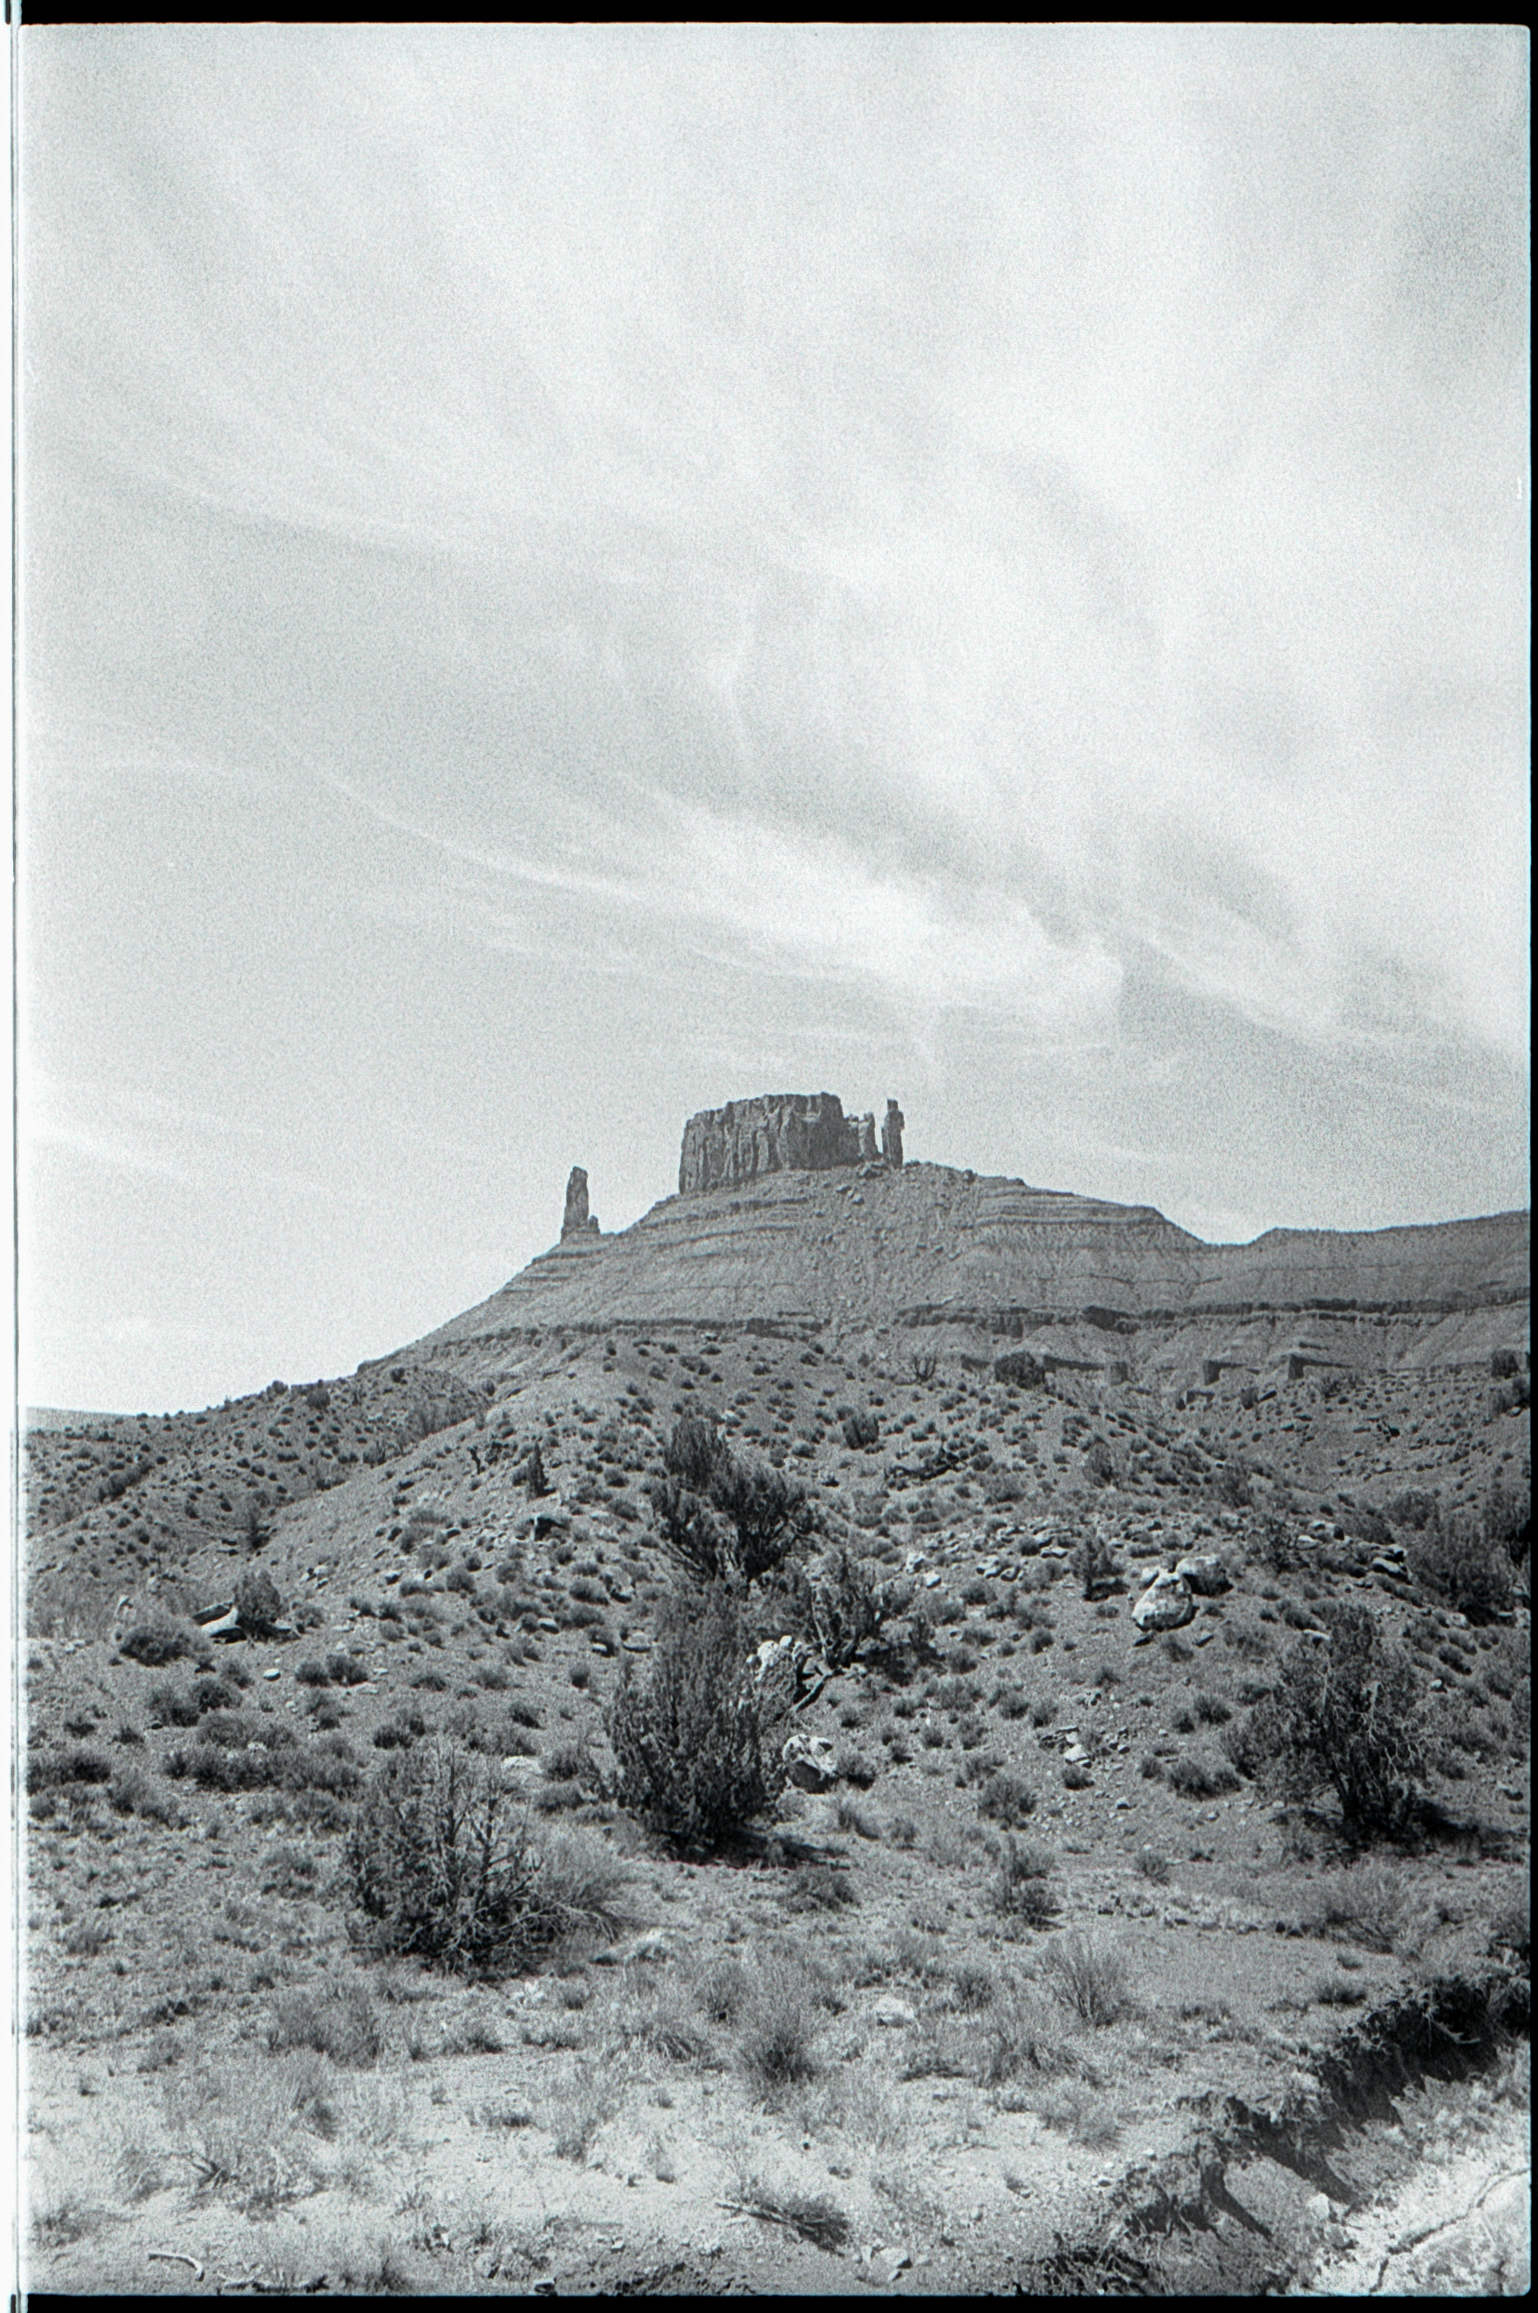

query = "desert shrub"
[
  {"left": 1217, "top": 1712, "right": 1274, "bottom": 1782},
  {"left": 977, "top": 1771, "right": 1038, "bottom": 1828},
  {"left": 295, "top": 1661, "right": 331, "bottom": 1687},
  {"left": 1384, "top": 1489, "right": 1440, "bottom": 1533},
  {"left": 605, "top": 1584, "right": 786, "bottom": 1850},
  {"left": 993, "top": 1350, "right": 1044, "bottom": 1390},
  {"left": 1135, "top": 1848, "right": 1172, "bottom": 1885},
  {"left": 1254, "top": 1517, "right": 1297, "bottom": 1574},
  {"left": 1308, "top": 1859, "right": 1408, "bottom": 1954},
  {"left": 951, "top": 1961, "right": 996, "bottom": 2012},
  {"left": 1213, "top": 1459, "right": 1252, "bottom": 1509},
  {"left": 1483, "top": 1476, "right": 1530, "bottom": 1565},
  {"left": 1040, "top": 1932, "right": 1128, "bottom": 2027},
  {"left": 805, "top": 1548, "right": 912, "bottom": 1669},
  {"left": 1061, "top": 1763, "right": 1092, "bottom": 1791},
  {"left": 842, "top": 1409, "right": 880, "bottom": 1448},
  {"left": 193, "top": 1677, "right": 240, "bottom": 1715},
  {"left": 1165, "top": 1756, "right": 1240, "bottom": 1799},
  {"left": 324, "top": 1653, "right": 369, "bottom": 1688},
  {"left": 1193, "top": 1692, "right": 1232, "bottom": 1726},
  {"left": 991, "top": 1837, "right": 1057, "bottom": 1923},
  {"left": 119, "top": 1622, "right": 192, "bottom": 1667},
  {"left": 1487, "top": 1890, "right": 1529, "bottom": 1964},
  {"left": 976, "top": 1980, "right": 1062, "bottom": 2084},
  {"left": 836, "top": 1748, "right": 879, "bottom": 1791},
  {"left": 788, "top": 1863, "right": 858, "bottom": 1911},
  {"left": 737, "top": 1955, "right": 821, "bottom": 2090},
  {"left": 1408, "top": 1515, "right": 1515, "bottom": 1621},
  {"left": 644, "top": 1417, "right": 813, "bottom": 1590},
  {"left": 1248, "top": 1604, "right": 1428, "bottom": 1843},
  {"left": 693, "top": 1957, "right": 751, "bottom": 2025},
  {"left": 346, "top": 1737, "right": 631, "bottom": 1976},
  {"left": 147, "top": 1682, "right": 201, "bottom": 1728},
  {"left": 541, "top": 1740, "right": 597, "bottom": 1785},
  {"left": 29, "top": 1745, "right": 113, "bottom": 1791},
  {"left": 106, "top": 1767, "right": 177, "bottom": 1822},
  {"left": 267, "top": 1985, "right": 382, "bottom": 2067},
  {"left": 234, "top": 1572, "right": 284, "bottom": 1637},
  {"left": 1068, "top": 1532, "right": 1117, "bottom": 1597}
]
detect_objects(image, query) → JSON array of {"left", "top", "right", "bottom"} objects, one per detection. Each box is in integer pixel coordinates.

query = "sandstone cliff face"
[{"left": 679, "top": 1093, "right": 879, "bottom": 1194}]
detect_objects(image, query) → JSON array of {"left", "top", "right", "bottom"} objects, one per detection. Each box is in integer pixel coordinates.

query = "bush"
[
  {"left": 991, "top": 1836, "right": 1057, "bottom": 1923},
  {"left": 737, "top": 1955, "right": 820, "bottom": 2089},
  {"left": 644, "top": 1416, "right": 813, "bottom": 1590},
  {"left": 977, "top": 1771, "right": 1038, "bottom": 1828},
  {"left": 1165, "top": 1756, "right": 1240, "bottom": 1798},
  {"left": 324, "top": 1653, "right": 369, "bottom": 1688},
  {"left": 346, "top": 1737, "right": 630, "bottom": 1976},
  {"left": 234, "top": 1572, "right": 284, "bottom": 1637},
  {"left": 267, "top": 1985, "right": 382, "bottom": 2067},
  {"left": 28, "top": 1746, "right": 113, "bottom": 1791},
  {"left": 147, "top": 1682, "right": 201, "bottom": 1728},
  {"left": 1308, "top": 1859, "right": 1408, "bottom": 1954},
  {"left": 1068, "top": 1532, "right": 1117, "bottom": 1598},
  {"left": 1040, "top": 1932, "right": 1129, "bottom": 2026},
  {"left": 605, "top": 1585, "right": 786, "bottom": 1850},
  {"left": 805, "top": 1548, "right": 912, "bottom": 1670},
  {"left": 119, "top": 1622, "right": 191, "bottom": 1667},
  {"left": 1484, "top": 1477, "right": 1530, "bottom": 1566},
  {"left": 993, "top": 1350, "right": 1044, "bottom": 1390},
  {"left": 1407, "top": 1515, "right": 1514, "bottom": 1621},
  {"left": 193, "top": 1677, "right": 240, "bottom": 1715},
  {"left": 1250, "top": 1605, "right": 1428, "bottom": 1843}
]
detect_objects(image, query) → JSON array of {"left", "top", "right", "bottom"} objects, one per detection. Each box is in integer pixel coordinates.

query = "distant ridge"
[
  {"left": 25, "top": 1407, "right": 139, "bottom": 1433},
  {"left": 411, "top": 1150, "right": 1528, "bottom": 1388}
]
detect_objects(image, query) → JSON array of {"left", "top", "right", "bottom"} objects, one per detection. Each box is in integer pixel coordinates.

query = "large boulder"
[
  {"left": 1132, "top": 1569, "right": 1196, "bottom": 1633},
  {"left": 782, "top": 1731, "right": 838, "bottom": 1790},
  {"left": 1175, "top": 1552, "right": 1231, "bottom": 1596}
]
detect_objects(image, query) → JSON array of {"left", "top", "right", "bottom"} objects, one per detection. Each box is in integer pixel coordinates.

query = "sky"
[{"left": 15, "top": 23, "right": 1530, "bottom": 1416}]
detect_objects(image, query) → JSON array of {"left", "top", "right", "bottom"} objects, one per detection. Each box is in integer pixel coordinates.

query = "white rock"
[
  {"left": 1175, "top": 1553, "right": 1231, "bottom": 1596},
  {"left": 1131, "top": 1569, "right": 1196, "bottom": 1632}
]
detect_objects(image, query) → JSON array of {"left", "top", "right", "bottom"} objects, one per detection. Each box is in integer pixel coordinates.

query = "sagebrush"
[{"left": 346, "top": 1737, "right": 632, "bottom": 1974}]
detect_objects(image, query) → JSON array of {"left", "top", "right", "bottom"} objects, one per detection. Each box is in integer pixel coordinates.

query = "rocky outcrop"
[
  {"left": 678, "top": 1093, "right": 906, "bottom": 1192},
  {"left": 561, "top": 1166, "right": 599, "bottom": 1239},
  {"left": 1131, "top": 1568, "right": 1197, "bottom": 1632},
  {"left": 679, "top": 1094, "right": 861, "bottom": 1194}
]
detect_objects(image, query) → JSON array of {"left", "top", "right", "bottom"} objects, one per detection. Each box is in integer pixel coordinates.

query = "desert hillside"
[{"left": 23, "top": 1097, "right": 1530, "bottom": 2299}]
